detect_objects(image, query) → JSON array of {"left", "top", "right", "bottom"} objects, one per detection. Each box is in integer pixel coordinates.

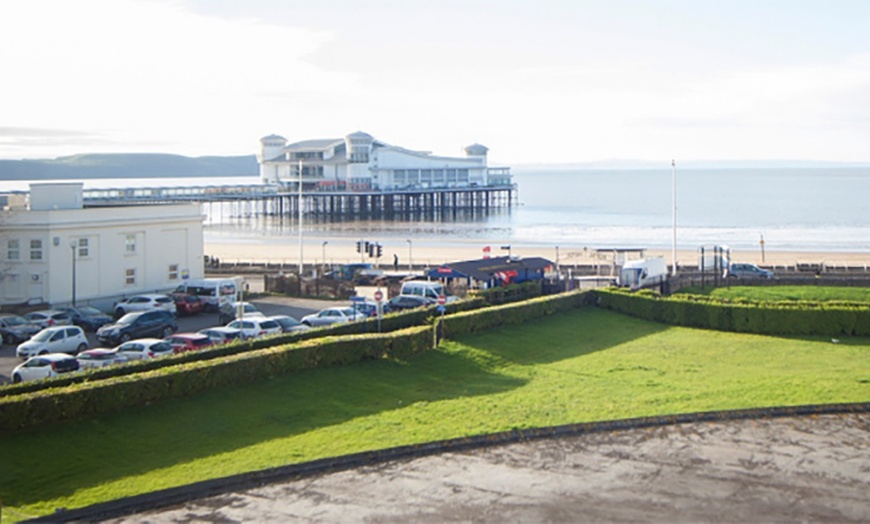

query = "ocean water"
[{"left": 3, "top": 167, "right": 869, "bottom": 253}]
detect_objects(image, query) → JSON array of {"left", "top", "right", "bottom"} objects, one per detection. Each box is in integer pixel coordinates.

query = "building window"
[
  {"left": 125, "top": 234, "right": 136, "bottom": 254},
  {"left": 30, "top": 239, "right": 43, "bottom": 261},
  {"left": 77, "top": 238, "right": 89, "bottom": 258},
  {"left": 7, "top": 239, "right": 20, "bottom": 261},
  {"left": 168, "top": 264, "right": 179, "bottom": 281},
  {"left": 125, "top": 268, "right": 136, "bottom": 286}
]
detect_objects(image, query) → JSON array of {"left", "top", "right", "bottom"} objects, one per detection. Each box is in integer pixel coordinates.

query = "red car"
[
  {"left": 171, "top": 293, "right": 204, "bottom": 316},
  {"left": 163, "top": 333, "right": 214, "bottom": 354}
]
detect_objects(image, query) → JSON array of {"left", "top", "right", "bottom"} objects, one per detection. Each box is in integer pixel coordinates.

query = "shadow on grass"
[{"left": 0, "top": 308, "right": 667, "bottom": 508}]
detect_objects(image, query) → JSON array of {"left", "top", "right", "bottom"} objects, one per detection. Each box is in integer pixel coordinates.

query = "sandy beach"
[{"left": 204, "top": 237, "right": 870, "bottom": 270}]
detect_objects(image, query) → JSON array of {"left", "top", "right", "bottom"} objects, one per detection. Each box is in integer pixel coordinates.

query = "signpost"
[
  {"left": 374, "top": 288, "right": 384, "bottom": 332},
  {"left": 436, "top": 294, "right": 447, "bottom": 344}
]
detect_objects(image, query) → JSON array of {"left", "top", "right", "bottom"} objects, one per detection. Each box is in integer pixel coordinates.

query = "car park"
[
  {"left": 59, "top": 305, "right": 113, "bottom": 331},
  {"left": 16, "top": 326, "right": 89, "bottom": 358},
  {"left": 114, "top": 338, "right": 176, "bottom": 360},
  {"left": 76, "top": 348, "right": 128, "bottom": 370},
  {"left": 113, "top": 294, "right": 177, "bottom": 318},
  {"left": 300, "top": 307, "right": 365, "bottom": 327},
  {"left": 386, "top": 294, "right": 436, "bottom": 311},
  {"left": 23, "top": 309, "right": 73, "bottom": 328},
  {"left": 267, "top": 315, "right": 310, "bottom": 333},
  {"left": 0, "top": 314, "right": 41, "bottom": 345},
  {"left": 171, "top": 293, "right": 205, "bottom": 316},
  {"left": 198, "top": 326, "right": 243, "bottom": 345},
  {"left": 226, "top": 317, "right": 283, "bottom": 339},
  {"left": 727, "top": 263, "right": 774, "bottom": 279},
  {"left": 218, "top": 301, "right": 265, "bottom": 324},
  {"left": 164, "top": 333, "right": 214, "bottom": 353},
  {"left": 11, "top": 353, "right": 80, "bottom": 383},
  {"left": 96, "top": 310, "right": 178, "bottom": 346}
]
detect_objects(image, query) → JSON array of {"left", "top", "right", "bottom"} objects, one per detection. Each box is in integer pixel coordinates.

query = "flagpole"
[{"left": 671, "top": 159, "right": 677, "bottom": 276}]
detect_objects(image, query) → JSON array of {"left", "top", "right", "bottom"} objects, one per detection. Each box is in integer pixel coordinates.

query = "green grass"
[
  {"left": 678, "top": 285, "right": 870, "bottom": 303},
  {"left": 1, "top": 308, "right": 868, "bottom": 520}
]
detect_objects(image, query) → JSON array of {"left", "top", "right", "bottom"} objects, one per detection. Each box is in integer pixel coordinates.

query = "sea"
[{"left": 3, "top": 167, "right": 869, "bottom": 254}]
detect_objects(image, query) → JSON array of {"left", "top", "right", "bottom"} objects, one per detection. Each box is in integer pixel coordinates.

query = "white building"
[
  {"left": 258, "top": 131, "right": 511, "bottom": 190},
  {"left": 0, "top": 183, "right": 204, "bottom": 309}
]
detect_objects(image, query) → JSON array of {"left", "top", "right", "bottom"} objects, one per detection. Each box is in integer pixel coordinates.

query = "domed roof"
[
  {"left": 260, "top": 134, "right": 286, "bottom": 143},
  {"left": 346, "top": 130, "right": 374, "bottom": 141},
  {"left": 464, "top": 143, "right": 488, "bottom": 155}
]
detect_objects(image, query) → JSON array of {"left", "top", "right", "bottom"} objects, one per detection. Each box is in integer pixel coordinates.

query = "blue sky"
[{"left": 1, "top": 0, "right": 869, "bottom": 164}]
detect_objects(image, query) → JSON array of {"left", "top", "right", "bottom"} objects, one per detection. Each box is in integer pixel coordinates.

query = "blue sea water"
[{"left": 3, "top": 167, "right": 869, "bottom": 253}]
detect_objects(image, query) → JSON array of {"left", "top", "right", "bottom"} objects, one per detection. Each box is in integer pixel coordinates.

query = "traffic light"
[
  {"left": 356, "top": 240, "right": 363, "bottom": 253},
  {"left": 376, "top": 243, "right": 383, "bottom": 258},
  {"left": 367, "top": 242, "right": 375, "bottom": 257}
]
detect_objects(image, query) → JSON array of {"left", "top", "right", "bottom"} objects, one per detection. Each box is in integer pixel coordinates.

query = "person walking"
[{"left": 393, "top": 253, "right": 399, "bottom": 271}]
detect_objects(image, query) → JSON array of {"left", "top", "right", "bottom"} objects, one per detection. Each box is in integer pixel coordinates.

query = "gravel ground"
[{"left": 111, "top": 413, "right": 870, "bottom": 523}]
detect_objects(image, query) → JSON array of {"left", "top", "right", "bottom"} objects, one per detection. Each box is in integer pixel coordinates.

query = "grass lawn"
[
  {"left": 678, "top": 285, "right": 870, "bottom": 303},
  {"left": 1, "top": 308, "right": 868, "bottom": 519}
]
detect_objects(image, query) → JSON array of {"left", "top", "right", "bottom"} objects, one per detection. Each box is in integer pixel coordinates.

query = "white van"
[
  {"left": 175, "top": 277, "right": 243, "bottom": 312},
  {"left": 400, "top": 280, "right": 456, "bottom": 302}
]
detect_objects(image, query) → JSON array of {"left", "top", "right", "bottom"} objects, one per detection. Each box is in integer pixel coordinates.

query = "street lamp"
[
  {"left": 69, "top": 239, "right": 77, "bottom": 306},
  {"left": 671, "top": 159, "right": 677, "bottom": 276},
  {"left": 298, "top": 160, "right": 304, "bottom": 276},
  {"left": 406, "top": 239, "right": 413, "bottom": 272}
]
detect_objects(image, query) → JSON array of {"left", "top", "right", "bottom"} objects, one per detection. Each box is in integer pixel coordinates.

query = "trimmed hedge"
[
  {"left": 441, "top": 290, "right": 593, "bottom": 338},
  {"left": 0, "top": 297, "right": 488, "bottom": 399},
  {"left": 594, "top": 288, "right": 870, "bottom": 336},
  {"left": 472, "top": 281, "right": 544, "bottom": 305},
  {"left": 0, "top": 326, "right": 433, "bottom": 432}
]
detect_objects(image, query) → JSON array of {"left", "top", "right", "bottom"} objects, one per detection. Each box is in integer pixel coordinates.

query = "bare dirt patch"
[{"left": 112, "top": 414, "right": 869, "bottom": 522}]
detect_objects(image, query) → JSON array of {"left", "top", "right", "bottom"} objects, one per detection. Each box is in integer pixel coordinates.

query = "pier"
[{"left": 81, "top": 183, "right": 517, "bottom": 220}]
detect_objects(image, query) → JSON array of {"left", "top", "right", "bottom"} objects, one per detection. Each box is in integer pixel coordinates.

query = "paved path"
[{"left": 112, "top": 413, "right": 869, "bottom": 522}]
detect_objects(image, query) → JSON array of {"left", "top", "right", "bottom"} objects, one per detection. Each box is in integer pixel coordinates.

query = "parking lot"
[{"left": 0, "top": 294, "right": 335, "bottom": 385}]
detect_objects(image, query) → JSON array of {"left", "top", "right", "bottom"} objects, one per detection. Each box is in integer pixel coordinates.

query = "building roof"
[
  {"left": 428, "top": 255, "right": 554, "bottom": 281},
  {"left": 283, "top": 138, "right": 345, "bottom": 152},
  {"left": 464, "top": 143, "right": 489, "bottom": 155}
]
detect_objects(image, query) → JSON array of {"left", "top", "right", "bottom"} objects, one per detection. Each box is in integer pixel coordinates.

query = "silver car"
[
  {"left": 16, "top": 326, "right": 89, "bottom": 358},
  {"left": 300, "top": 307, "right": 365, "bottom": 327}
]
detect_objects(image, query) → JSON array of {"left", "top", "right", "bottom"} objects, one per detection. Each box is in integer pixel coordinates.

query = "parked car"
[
  {"left": 23, "top": 309, "right": 73, "bottom": 328},
  {"left": 351, "top": 300, "right": 390, "bottom": 318},
  {"left": 225, "top": 317, "right": 283, "bottom": 339},
  {"left": 198, "top": 326, "right": 244, "bottom": 345},
  {"left": 0, "top": 314, "right": 41, "bottom": 345},
  {"left": 96, "top": 310, "right": 178, "bottom": 346},
  {"left": 114, "top": 338, "right": 175, "bottom": 360},
  {"left": 300, "top": 307, "right": 365, "bottom": 327},
  {"left": 387, "top": 294, "right": 436, "bottom": 311},
  {"left": 727, "top": 263, "right": 774, "bottom": 279},
  {"left": 164, "top": 333, "right": 214, "bottom": 353},
  {"left": 16, "top": 326, "right": 89, "bottom": 358},
  {"left": 58, "top": 305, "right": 113, "bottom": 332},
  {"left": 218, "top": 301, "right": 265, "bottom": 325},
  {"left": 76, "top": 348, "right": 128, "bottom": 370},
  {"left": 113, "top": 293, "right": 177, "bottom": 318},
  {"left": 11, "top": 353, "right": 80, "bottom": 383},
  {"left": 171, "top": 293, "right": 205, "bottom": 316},
  {"left": 267, "top": 315, "right": 310, "bottom": 333}
]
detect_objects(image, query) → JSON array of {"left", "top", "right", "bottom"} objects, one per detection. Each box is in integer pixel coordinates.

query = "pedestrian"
[{"left": 393, "top": 253, "right": 399, "bottom": 271}]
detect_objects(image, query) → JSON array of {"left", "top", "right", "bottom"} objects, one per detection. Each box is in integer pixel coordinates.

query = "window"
[
  {"left": 29, "top": 239, "right": 43, "bottom": 261},
  {"left": 168, "top": 264, "right": 179, "bottom": 280},
  {"left": 125, "top": 268, "right": 136, "bottom": 286},
  {"left": 7, "top": 239, "right": 19, "bottom": 261},
  {"left": 77, "top": 238, "right": 89, "bottom": 258},
  {"left": 125, "top": 234, "right": 136, "bottom": 254}
]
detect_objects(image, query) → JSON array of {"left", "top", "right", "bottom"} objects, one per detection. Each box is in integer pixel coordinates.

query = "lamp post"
[
  {"left": 298, "top": 160, "right": 304, "bottom": 276},
  {"left": 671, "top": 159, "right": 677, "bottom": 276},
  {"left": 501, "top": 244, "right": 511, "bottom": 258},
  {"left": 321, "top": 241, "right": 328, "bottom": 275},
  {"left": 406, "top": 239, "right": 413, "bottom": 272},
  {"left": 69, "top": 239, "right": 77, "bottom": 306}
]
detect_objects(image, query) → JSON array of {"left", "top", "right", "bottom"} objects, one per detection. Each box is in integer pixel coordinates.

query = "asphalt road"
[{"left": 0, "top": 295, "right": 336, "bottom": 385}]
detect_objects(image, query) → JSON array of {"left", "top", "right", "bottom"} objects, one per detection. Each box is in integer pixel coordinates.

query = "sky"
[{"left": 1, "top": 0, "right": 869, "bottom": 165}]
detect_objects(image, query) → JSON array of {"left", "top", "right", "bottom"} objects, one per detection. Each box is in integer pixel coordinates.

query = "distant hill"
[{"left": 0, "top": 153, "right": 259, "bottom": 180}]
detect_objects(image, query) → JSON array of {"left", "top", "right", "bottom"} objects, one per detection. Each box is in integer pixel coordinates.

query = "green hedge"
[
  {"left": 0, "top": 326, "right": 433, "bottom": 432},
  {"left": 594, "top": 288, "right": 870, "bottom": 336},
  {"left": 473, "top": 281, "right": 544, "bottom": 305},
  {"left": 442, "top": 290, "right": 593, "bottom": 338}
]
